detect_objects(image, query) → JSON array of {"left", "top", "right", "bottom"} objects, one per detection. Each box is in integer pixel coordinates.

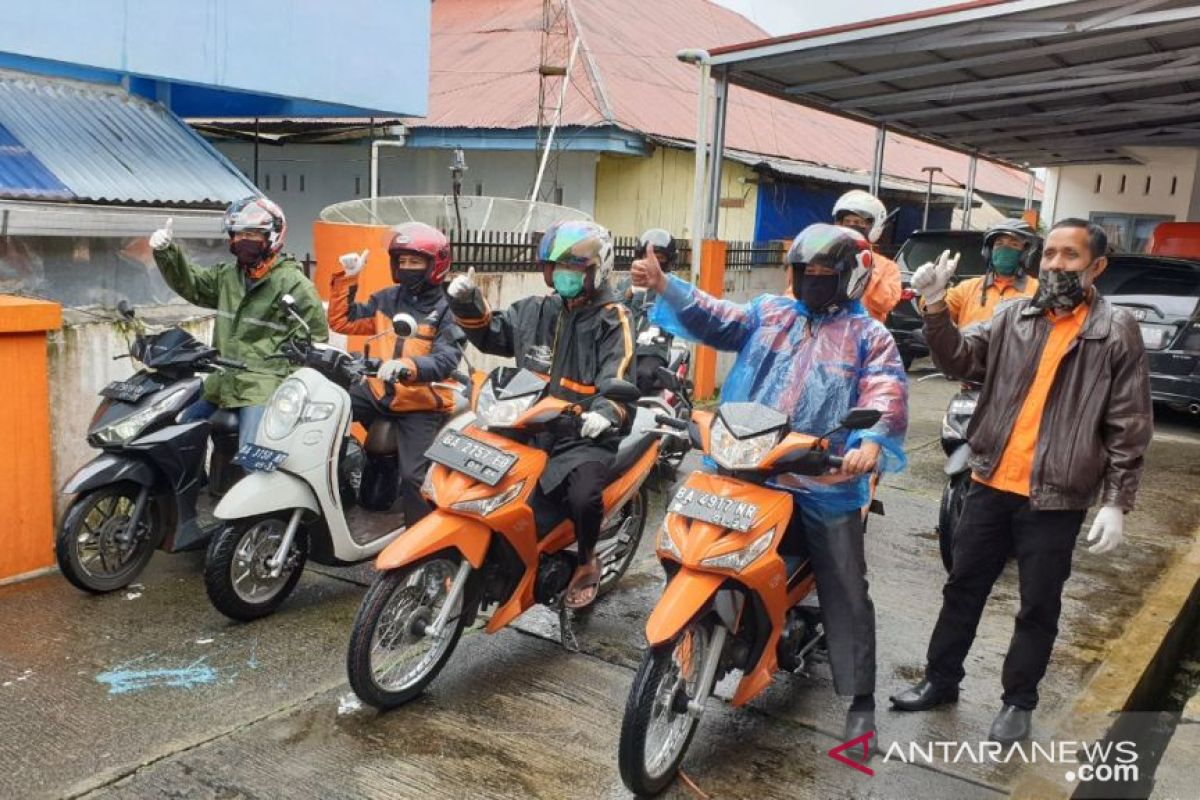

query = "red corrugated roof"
[{"left": 423, "top": 0, "right": 1039, "bottom": 199}]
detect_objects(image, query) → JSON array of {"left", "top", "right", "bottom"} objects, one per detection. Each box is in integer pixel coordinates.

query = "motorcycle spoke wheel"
[
  {"left": 596, "top": 487, "right": 648, "bottom": 595},
  {"left": 229, "top": 518, "right": 297, "bottom": 604}
]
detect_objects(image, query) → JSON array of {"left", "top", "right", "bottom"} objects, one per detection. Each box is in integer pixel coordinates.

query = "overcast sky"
[{"left": 711, "top": 0, "right": 935, "bottom": 35}]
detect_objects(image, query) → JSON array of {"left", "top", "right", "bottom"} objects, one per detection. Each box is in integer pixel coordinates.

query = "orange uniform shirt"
[
  {"left": 943, "top": 274, "right": 1039, "bottom": 328},
  {"left": 975, "top": 300, "right": 1090, "bottom": 496},
  {"left": 863, "top": 252, "right": 902, "bottom": 323}
]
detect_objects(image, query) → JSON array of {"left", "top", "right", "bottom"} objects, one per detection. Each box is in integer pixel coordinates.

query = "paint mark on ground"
[{"left": 96, "top": 657, "right": 217, "bottom": 695}]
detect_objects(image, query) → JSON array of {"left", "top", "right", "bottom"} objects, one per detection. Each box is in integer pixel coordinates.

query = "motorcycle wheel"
[
  {"left": 204, "top": 514, "right": 308, "bottom": 621},
  {"left": 937, "top": 473, "right": 970, "bottom": 573},
  {"left": 597, "top": 486, "right": 649, "bottom": 597},
  {"left": 618, "top": 622, "right": 713, "bottom": 797},
  {"left": 56, "top": 482, "right": 160, "bottom": 593},
  {"left": 346, "top": 552, "right": 473, "bottom": 710}
]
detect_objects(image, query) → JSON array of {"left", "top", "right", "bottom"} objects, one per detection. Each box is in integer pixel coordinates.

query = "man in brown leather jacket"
[{"left": 889, "top": 219, "right": 1152, "bottom": 744}]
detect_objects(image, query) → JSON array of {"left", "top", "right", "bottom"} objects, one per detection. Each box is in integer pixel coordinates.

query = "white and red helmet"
[
  {"left": 223, "top": 196, "right": 287, "bottom": 258},
  {"left": 386, "top": 222, "right": 452, "bottom": 285}
]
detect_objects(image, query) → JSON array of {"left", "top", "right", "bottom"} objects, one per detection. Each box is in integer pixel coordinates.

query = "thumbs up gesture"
[
  {"left": 149, "top": 217, "right": 174, "bottom": 251},
  {"left": 631, "top": 242, "right": 666, "bottom": 293},
  {"left": 911, "top": 249, "right": 960, "bottom": 307}
]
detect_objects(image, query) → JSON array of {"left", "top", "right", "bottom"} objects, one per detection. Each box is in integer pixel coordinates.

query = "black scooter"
[
  {"left": 937, "top": 381, "right": 980, "bottom": 572},
  {"left": 56, "top": 302, "right": 244, "bottom": 593}
]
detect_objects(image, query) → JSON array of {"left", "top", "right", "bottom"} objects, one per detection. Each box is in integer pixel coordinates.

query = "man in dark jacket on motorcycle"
[
  {"left": 150, "top": 196, "right": 328, "bottom": 449},
  {"left": 892, "top": 219, "right": 1152, "bottom": 744},
  {"left": 622, "top": 229, "right": 679, "bottom": 395},
  {"left": 447, "top": 220, "right": 636, "bottom": 610},
  {"left": 328, "top": 222, "right": 466, "bottom": 524}
]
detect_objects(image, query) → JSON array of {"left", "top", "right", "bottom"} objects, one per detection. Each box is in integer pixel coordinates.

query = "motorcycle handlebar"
[
  {"left": 826, "top": 454, "right": 843, "bottom": 468},
  {"left": 654, "top": 413, "right": 689, "bottom": 430},
  {"left": 213, "top": 356, "right": 246, "bottom": 370}
]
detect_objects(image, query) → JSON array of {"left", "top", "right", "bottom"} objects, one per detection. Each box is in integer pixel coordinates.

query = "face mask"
[
  {"left": 1034, "top": 267, "right": 1088, "bottom": 310},
  {"left": 230, "top": 239, "right": 268, "bottom": 269},
  {"left": 553, "top": 268, "right": 586, "bottom": 299},
  {"left": 799, "top": 273, "right": 840, "bottom": 312},
  {"left": 991, "top": 247, "right": 1022, "bottom": 276},
  {"left": 393, "top": 269, "right": 426, "bottom": 291}
]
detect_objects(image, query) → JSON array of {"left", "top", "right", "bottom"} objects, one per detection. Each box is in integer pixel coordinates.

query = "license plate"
[
  {"left": 232, "top": 444, "right": 288, "bottom": 472},
  {"left": 425, "top": 431, "right": 516, "bottom": 486},
  {"left": 668, "top": 486, "right": 759, "bottom": 532},
  {"left": 100, "top": 380, "right": 151, "bottom": 403}
]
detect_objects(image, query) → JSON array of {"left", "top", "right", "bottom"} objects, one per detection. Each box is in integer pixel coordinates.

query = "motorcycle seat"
[{"left": 612, "top": 405, "right": 660, "bottom": 477}]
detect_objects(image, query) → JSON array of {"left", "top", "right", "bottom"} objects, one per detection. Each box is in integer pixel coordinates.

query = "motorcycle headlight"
[
  {"left": 656, "top": 522, "right": 682, "bottom": 562},
  {"left": 93, "top": 385, "right": 192, "bottom": 445},
  {"left": 700, "top": 527, "right": 776, "bottom": 573},
  {"left": 477, "top": 383, "right": 537, "bottom": 429},
  {"left": 451, "top": 481, "right": 525, "bottom": 517},
  {"left": 709, "top": 419, "right": 780, "bottom": 471},
  {"left": 263, "top": 379, "right": 308, "bottom": 440}
]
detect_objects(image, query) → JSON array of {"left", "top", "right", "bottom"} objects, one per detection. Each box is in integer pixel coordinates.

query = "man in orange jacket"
[
  {"left": 833, "top": 190, "right": 902, "bottom": 323},
  {"left": 936, "top": 219, "right": 1041, "bottom": 328}
]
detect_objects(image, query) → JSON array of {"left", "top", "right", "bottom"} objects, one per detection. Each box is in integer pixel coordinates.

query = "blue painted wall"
[
  {"left": 0, "top": 0, "right": 428, "bottom": 117},
  {"left": 754, "top": 181, "right": 953, "bottom": 243}
]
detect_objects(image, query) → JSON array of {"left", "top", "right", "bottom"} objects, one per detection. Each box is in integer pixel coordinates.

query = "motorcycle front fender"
[
  {"left": 62, "top": 453, "right": 157, "bottom": 494},
  {"left": 944, "top": 443, "right": 973, "bottom": 476},
  {"left": 213, "top": 471, "right": 320, "bottom": 520},
  {"left": 645, "top": 568, "right": 724, "bottom": 647},
  {"left": 374, "top": 510, "right": 491, "bottom": 571}
]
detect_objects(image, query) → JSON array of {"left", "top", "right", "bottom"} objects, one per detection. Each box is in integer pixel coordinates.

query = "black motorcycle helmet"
[
  {"left": 981, "top": 218, "right": 1040, "bottom": 272},
  {"left": 638, "top": 228, "right": 677, "bottom": 268},
  {"left": 785, "top": 223, "right": 874, "bottom": 308}
]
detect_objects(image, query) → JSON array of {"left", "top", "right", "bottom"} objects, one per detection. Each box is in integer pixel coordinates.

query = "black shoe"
[
  {"left": 988, "top": 705, "right": 1032, "bottom": 744},
  {"left": 889, "top": 679, "right": 959, "bottom": 711},
  {"left": 843, "top": 710, "right": 879, "bottom": 755}
]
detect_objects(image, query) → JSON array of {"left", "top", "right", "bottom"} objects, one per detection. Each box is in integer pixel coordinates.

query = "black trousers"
[
  {"left": 925, "top": 481, "right": 1084, "bottom": 709},
  {"left": 636, "top": 353, "right": 668, "bottom": 395},
  {"left": 544, "top": 459, "right": 609, "bottom": 562},
  {"left": 350, "top": 385, "right": 445, "bottom": 525}
]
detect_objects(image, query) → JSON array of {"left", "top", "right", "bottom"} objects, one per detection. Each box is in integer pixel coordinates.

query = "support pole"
[
  {"left": 1024, "top": 169, "right": 1037, "bottom": 211},
  {"left": 678, "top": 49, "right": 711, "bottom": 285},
  {"left": 962, "top": 152, "right": 979, "bottom": 230},
  {"left": 703, "top": 70, "right": 730, "bottom": 239},
  {"left": 253, "top": 117, "right": 260, "bottom": 186},
  {"left": 870, "top": 125, "right": 887, "bottom": 197},
  {"left": 921, "top": 166, "right": 942, "bottom": 230}
]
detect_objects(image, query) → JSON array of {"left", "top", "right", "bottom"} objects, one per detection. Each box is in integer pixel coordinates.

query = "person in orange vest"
[
  {"left": 937, "top": 219, "right": 1041, "bottom": 328},
  {"left": 833, "top": 190, "right": 901, "bottom": 323}
]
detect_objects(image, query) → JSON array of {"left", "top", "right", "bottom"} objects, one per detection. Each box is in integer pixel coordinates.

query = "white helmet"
[{"left": 833, "top": 190, "right": 888, "bottom": 244}]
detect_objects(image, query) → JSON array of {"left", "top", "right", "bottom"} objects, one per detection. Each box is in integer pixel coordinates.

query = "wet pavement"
[{"left": 3, "top": 370, "right": 1199, "bottom": 799}]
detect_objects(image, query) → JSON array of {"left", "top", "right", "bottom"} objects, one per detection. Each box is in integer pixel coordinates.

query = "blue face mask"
[
  {"left": 553, "top": 268, "right": 586, "bottom": 299},
  {"left": 991, "top": 246, "right": 1023, "bottom": 275}
]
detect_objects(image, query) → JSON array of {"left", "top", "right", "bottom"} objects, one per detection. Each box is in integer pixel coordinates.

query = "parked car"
[
  {"left": 887, "top": 230, "right": 986, "bottom": 369},
  {"left": 1095, "top": 254, "right": 1200, "bottom": 414}
]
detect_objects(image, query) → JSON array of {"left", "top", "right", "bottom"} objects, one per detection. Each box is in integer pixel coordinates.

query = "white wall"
[
  {"left": 1042, "top": 147, "right": 1200, "bottom": 223},
  {"left": 215, "top": 141, "right": 598, "bottom": 261}
]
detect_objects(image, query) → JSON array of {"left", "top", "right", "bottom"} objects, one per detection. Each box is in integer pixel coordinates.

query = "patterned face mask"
[{"left": 1034, "top": 266, "right": 1089, "bottom": 310}]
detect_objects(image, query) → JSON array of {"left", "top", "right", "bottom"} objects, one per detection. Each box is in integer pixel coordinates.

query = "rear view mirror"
[
  {"left": 840, "top": 407, "right": 882, "bottom": 430},
  {"left": 116, "top": 299, "right": 135, "bottom": 319},
  {"left": 600, "top": 379, "right": 640, "bottom": 403},
  {"left": 392, "top": 313, "right": 417, "bottom": 338}
]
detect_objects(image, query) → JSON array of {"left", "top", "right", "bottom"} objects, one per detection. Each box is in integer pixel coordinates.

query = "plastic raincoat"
[{"left": 652, "top": 275, "right": 908, "bottom": 515}]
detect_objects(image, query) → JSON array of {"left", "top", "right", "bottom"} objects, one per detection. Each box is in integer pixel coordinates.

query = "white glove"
[
  {"left": 149, "top": 217, "right": 174, "bottom": 251},
  {"left": 637, "top": 327, "right": 661, "bottom": 346},
  {"left": 1086, "top": 506, "right": 1124, "bottom": 554},
  {"left": 377, "top": 358, "right": 414, "bottom": 384},
  {"left": 447, "top": 267, "right": 477, "bottom": 301},
  {"left": 911, "top": 249, "right": 960, "bottom": 307},
  {"left": 580, "top": 411, "right": 612, "bottom": 439},
  {"left": 339, "top": 249, "right": 369, "bottom": 277}
]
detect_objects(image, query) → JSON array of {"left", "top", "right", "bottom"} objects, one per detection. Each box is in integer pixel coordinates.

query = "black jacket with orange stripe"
[
  {"left": 450, "top": 282, "right": 637, "bottom": 490},
  {"left": 328, "top": 271, "right": 466, "bottom": 414}
]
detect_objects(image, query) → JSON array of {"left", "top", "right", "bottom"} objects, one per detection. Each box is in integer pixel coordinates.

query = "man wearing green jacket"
[{"left": 149, "top": 196, "right": 328, "bottom": 447}]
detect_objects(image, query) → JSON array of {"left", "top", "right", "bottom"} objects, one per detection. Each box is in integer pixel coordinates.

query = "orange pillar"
[
  {"left": 0, "top": 296, "right": 63, "bottom": 582},
  {"left": 1022, "top": 208, "right": 1040, "bottom": 229},
  {"left": 692, "top": 239, "right": 727, "bottom": 401}
]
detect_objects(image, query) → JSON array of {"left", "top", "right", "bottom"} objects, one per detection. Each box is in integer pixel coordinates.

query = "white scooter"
[{"left": 204, "top": 295, "right": 467, "bottom": 621}]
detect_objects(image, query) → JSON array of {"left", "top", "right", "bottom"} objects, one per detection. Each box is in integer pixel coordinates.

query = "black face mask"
[
  {"left": 230, "top": 239, "right": 268, "bottom": 269},
  {"left": 393, "top": 268, "right": 427, "bottom": 291},
  {"left": 799, "top": 273, "right": 841, "bottom": 312}
]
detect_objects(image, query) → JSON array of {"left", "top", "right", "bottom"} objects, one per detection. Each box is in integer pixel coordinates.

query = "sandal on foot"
[{"left": 565, "top": 561, "right": 602, "bottom": 610}]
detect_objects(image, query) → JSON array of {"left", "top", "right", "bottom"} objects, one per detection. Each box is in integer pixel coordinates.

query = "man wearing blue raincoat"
[{"left": 631, "top": 223, "right": 908, "bottom": 749}]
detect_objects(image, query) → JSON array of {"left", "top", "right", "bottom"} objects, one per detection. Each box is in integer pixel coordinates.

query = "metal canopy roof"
[{"left": 705, "top": 0, "right": 1200, "bottom": 167}]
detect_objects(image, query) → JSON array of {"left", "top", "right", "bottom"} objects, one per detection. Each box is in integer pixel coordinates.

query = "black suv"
[
  {"left": 888, "top": 230, "right": 986, "bottom": 369},
  {"left": 1095, "top": 254, "right": 1200, "bottom": 413}
]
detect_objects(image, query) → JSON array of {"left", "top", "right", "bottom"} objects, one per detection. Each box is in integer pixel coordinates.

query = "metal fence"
[{"left": 298, "top": 232, "right": 786, "bottom": 278}]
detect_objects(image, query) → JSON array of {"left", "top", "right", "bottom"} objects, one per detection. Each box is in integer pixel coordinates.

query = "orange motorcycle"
[
  {"left": 346, "top": 366, "right": 667, "bottom": 710},
  {"left": 617, "top": 402, "right": 882, "bottom": 796}
]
